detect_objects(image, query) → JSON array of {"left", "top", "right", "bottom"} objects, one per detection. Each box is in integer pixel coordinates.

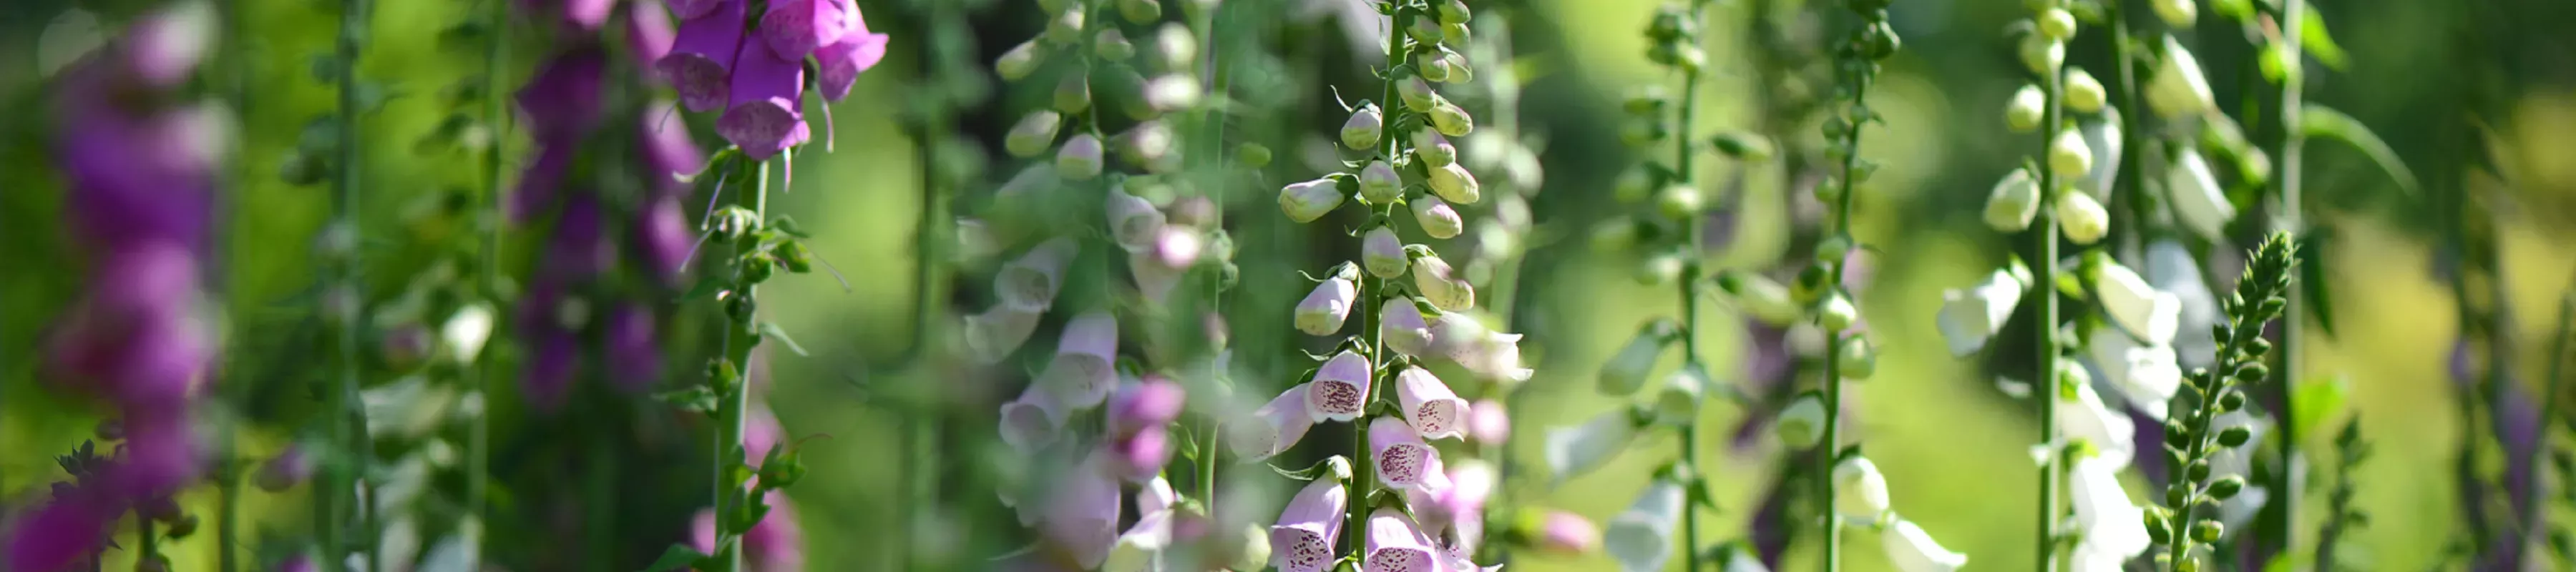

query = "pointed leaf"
[
  {"left": 2300, "top": 229, "right": 2336, "bottom": 337},
  {"left": 643, "top": 544, "right": 710, "bottom": 572},
  {"left": 2299, "top": 9, "right": 2347, "bottom": 70},
  {"left": 677, "top": 275, "right": 725, "bottom": 302},
  {"left": 759, "top": 322, "right": 809, "bottom": 356},
  {"left": 2300, "top": 104, "right": 2418, "bottom": 195},
  {"left": 1269, "top": 455, "right": 1352, "bottom": 482},
  {"left": 653, "top": 386, "right": 719, "bottom": 413}
]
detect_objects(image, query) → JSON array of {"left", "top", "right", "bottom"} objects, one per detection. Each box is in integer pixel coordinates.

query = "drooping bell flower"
[
  {"left": 1044, "top": 460, "right": 1123, "bottom": 569},
  {"left": 1106, "top": 189, "right": 1166, "bottom": 253},
  {"left": 1270, "top": 478, "right": 1348, "bottom": 572},
  {"left": 542, "top": 193, "right": 615, "bottom": 278},
  {"left": 965, "top": 305, "right": 1045, "bottom": 364},
  {"left": 1108, "top": 376, "right": 1186, "bottom": 438},
  {"left": 1362, "top": 227, "right": 1409, "bottom": 278},
  {"left": 1937, "top": 266, "right": 2030, "bottom": 356},
  {"left": 1277, "top": 178, "right": 1346, "bottom": 224},
  {"left": 639, "top": 102, "right": 707, "bottom": 193},
  {"left": 118, "top": 2, "right": 215, "bottom": 89},
  {"left": 758, "top": 0, "right": 853, "bottom": 61},
  {"left": 603, "top": 304, "right": 660, "bottom": 391},
  {"left": 517, "top": 48, "right": 608, "bottom": 140},
  {"left": 1000, "top": 387, "right": 1070, "bottom": 454},
  {"left": 1305, "top": 350, "right": 1372, "bottom": 422},
  {"left": 1368, "top": 417, "right": 1441, "bottom": 490},
  {"left": 813, "top": 20, "right": 889, "bottom": 102},
  {"left": 625, "top": 0, "right": 677, "bottom": 66},
  {"left": 997, "top": 238, "right": 1078, "bottom": 312},
  {"left": 510, "top": 142, "right": 575, "bottom": 222},
  {"left": 4, "top": 495, "right": 115, "bottom": 572},
  {"left": 1363, "top": 508, "right": 1439, "bottom": 572},
  {"left": 1410, "top": 196, "right": 1463, "bottom": 239},
  {"left": 1466, "top": 399, "right": 1508, "bottom": 444},
  {"left": 1103, "top": 477, "right": 1180, "bottom": 571},
  {"left": 1602, "top": 478, "right": 1684, "bottom": 572},
  {"left": 1294, "top": 277, "right": 1359, "bottom": 336},
  {"left": 634, "top": 191, "right": 693, "bottom": 282},
  {"left": 1106, "top": 427, "right": 1173, "bottom": 483},
  {"left": 2068, "top": 455, "right": 2151, "bottom": 564},
  {"left": 514, "top": 284, "right": 582, "bottom": 410},
  {"left": 2058, "top": 376, "right": 2139, "bottom": 468},
  {"left": 2089, "top": 331, "right": 2182, "bottom": 420},
  {"left": 54, "top": 99, "right": 222, "bottom": 250},
  {"left": 1832, "top": 456, "right": 1891, "bottom": 523},
  {"left": 1129, "top": 250, "right": 1184, "bottom": 303},
  {"left": 2094, "top": 261, "right": 2180, "bottom": 346},
  {"left": 2167, "top": 149, "right": 2235, "bottom": 241},
  {"left": 1881, "top": 520, "right": 1968, "bottom": 572},
  {"left": 1395, "top": 367, "right": 1467, "bottom": 440},
  {"left": 1381, "top": 302, "right": 1432, "bottom": 358},
  {"left": 1040, "top": 312, "right": 1120, "bottom": 409},
  {"left": 718, "top": 39, "right": 811, "bottom": 159},
  {"left": 658, "top": 0, "right": 747, "bottom": 112},
  {"left": 1405, "top": 460, "right": 1493, "bottom": 542},
  {"left": 1412, "top": 254, "right": 1474, "bottom": 312},
  {"left": 46, "top": 243, "right": 211, "bottom": 404},
  {"left": 1228, "top": 384, "right": 1316, "bottom": 460},
  {"left": 113, "top": 411, "right": 205, "bottom": 497}
]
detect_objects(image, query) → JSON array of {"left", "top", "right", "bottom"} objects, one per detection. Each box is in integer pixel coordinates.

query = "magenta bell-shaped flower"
[
  {"left": 4, "top": 495, "right": 114, "bottom": 572},
  {"left": 1106, "top": 426, "right": 1172, "bottom": 483},
  {"left": 1271, "top": 478, "right": 1348, "bottom": 572},
  {"left": 112, "top": 411, "right": 205, "bottom": 497},
  {"left": 518, "top": 48, "right": 608, "bottom": 139},
  {"left": 658, "top": 0, "right": 747, "bottom": 112},
  {"left": 638, "top": 101, "right": 707, "bottom": 192},
  {"left": 758, "top": 0, "right": 855, "bottom": 61},
  {"left": 509, "top": 142, "right": 575, "bottom": 222},
  {"left": 55, "top": 98, "right": 221, "bottom": 251},
  {"left": 634, "top": 191, "right": 693, "bottom": 282},
  {"left": 602, "top": 304, "right": 660, "bottom": 392},
  {"left": 626, "top": 0, "right": 677, "bottom": 66},
  {"left": 813, "top": 19, "right": 888, "bottom": 102},
  {"left": 542, "top": 194, "right": 615, "bottom": 279},
  {"left": 1395, "top": 367, "right": 1468, "bottom": 440},
  {"left": 718, "top": 39, "right": 811, "bottom": 159}
]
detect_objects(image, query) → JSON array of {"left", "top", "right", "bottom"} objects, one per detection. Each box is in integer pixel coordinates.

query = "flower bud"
[
  {"left": 1055, "top": 134, "right": 1103, "bottom": 180},
  {"left": 1614, "top": 167, "right": 1657, "bottom": 204},
  {"left": 1655, "top": 185, "right": 1702, "bottom": 220},
  {"left": 2038, "top": 9, "right": 2078, "bottom": 39},
  {"left": 1382, "top": 301, "right": 1433, "bottom": 358},
  {"left": 2064, "top": 68, "right": 2107, "bottom": 113},
  {"left": 2051, "top": 128, "right": 2094, "bottom": 177},
  {"left": 1715, "top": 270, "right": 1806, "bottom": 326},
  {"left": 1092, "top": 29, "right": 1135, "bottom": 60},
  {"left": 1413, "top": 130, "right": 1456, "bottom": 167},
  {"left": 2147, "top": 38, "right": 2216, "bottom": 119},
  {"left": 1358, "top": 160, "right": 1403, "bottom": 204},
  {"left": 1833, "top": 457, "right": 1892, "bottom": 523},
  {"left": 1791, "top": 265, "right": 1833, "bottom": 305},
  {"left": 1418, "top": 51, "right": 1453, "bottom": 83},
  {"left": 1442, "top": 21, "right": 1471, "bottom": 45},
  {"left": 1624, "top": 86, "right": 1671, "bottom": 116},
  {"left": 1342, "top": 104, "right": 1383, "bottom": 150},
  {"left": 2167, "top": 149, "right": 2235, "bottom": 240},
  {"left": 1053, "top": 73, "right": 1092, "bottom": 113},
  {"left": 1399, "top": 78, "right": 1437, "bottom": 112},
  {"left": 1408, "top": 17, "right": 1443, "bottom": 45},
  {"left": 2058, "top": 190, "right": 2110, "bottom": 245},
  {"left": 1428, "top": 163, "right": 1481, "bottom": 205},
  {"left": 1590, "top": 219, "right": 1641, "bottom": 255},
  {"left": 1360, "top": 228, "right": 1412, "bottom": 279},
  {"left": 1278, "top": 178, "right": 1346, "bottom": 224},
  {"left": 1438, "top": 51, "right": 1475, "bottom": 84},
  {"left": 1599, "top": 327, "right": 1672, "bottom": 396},
  {"left": 2208, "top": 475, "right": 2245, "bottom": 499},
  {"left": 1296, "top": 277, "right": 1360, "bottom": 336},
  {"left": 1633, "top": 251, "right": 1685, "bottom": 286},
  {"left": 2153, "top": 0, "right": 2197, "bottom": 28},
  {"left": 1412, "top": 196, "right": 1465, "bottom": 239},
  {"left": 1237, "top": 142, "right": 1273, "bottom": 168},
  {"left": 1429, "top": 101, "right": 1475, "bottom": 137},
  {"left": 1984, "top": 167, "right": 2040, "bottom": 232},
  {"left": 1150, "top": 24, "right": 1196, "bottom": 73},
  {"left": 1116, "top": 121, "right": 1177, "bottom": 171},
  {"left": 2192, "top": 521, "right": 2223, "bottom": 543},
  {"left": 1044, "top": 8, "right": 1085, "bottom": 45},
  {"left": 1775, "top": 394, "right": 1827, "bottom": 448},
  {"left": 1838, "top": 337, "right": 1878, "bottom": 380},
  {"left": 1005, "top": 111, "right": 1063, "bottom": 157},
  {"left": 1116, "top": 0, "right": 1161, "bottom": 24},
  {"left": 2006, "top": 84, "right": 2046, "bottom": 132},
  {"left": 1820, "top": 293, "right": 1859, "bottom": 332},
  {"left": 1652, "top": 369, "right": 1707, "bottom": 426},
  {"left": 2019, "top": 34, "right": 2064, "bottom": 76},
  {"left": 1413, "top": 255, "right": 1476, "bottom": 311},
  {"left": 1438, "top": 0, "right": 1472, "bottom": 24}
]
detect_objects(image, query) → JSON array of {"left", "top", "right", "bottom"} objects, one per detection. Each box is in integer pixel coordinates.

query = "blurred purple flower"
[
  {"left": 119, "top": 3, "right": 215, "bottom": 88},
  {"left": 812, "top": 18, "right": 888, "bottom": 102},
  {"left": 690, "top": 490, "right": 805, "bottom": 572},
  {"left": 604, "top": 304, "right": 660, "bottom": 392},
  {"left": 718, "top": 40, "right": 811, "bottom": 159},
  {"left": 640, "top": 102, "right": 708, "bottom": 193},
  {"left": 510, "top": 142, "right": 575, "bottom": 222},
  {"left": 514, "top": 284, "right": 581, "bottom": 410},
  {"left": 112, "top": 412, "right": 204, "bottom": 497},
  {"left": 660, "top": 0, "right": 748, "bottom": 112},
  {"left": 55, "top": 94, "right": 220, "bottom": 251},
  {"left": 544, "top": 194, "right": 615, "bottom": 279},
  {"left": 1106, "top": 428, "right": 1173, "bottom": 483},
  {"left": 4, "top": 496, "right": 114, "bottom": 572},
  {"left": 275, "top": 553, "right": 316, "bottom": 572},
  {"left": 2497, "top": 380, "right": 2541, "bottom": 515},
  {"left": 757, "top": 0, "right": 854, "bottom": 61},
  {"left": 666, "top": 0, "right": 731, "bottom": 19},
  {"left": 1108, "top": 377, "right": 1186, "bottom": 438},
  {"left": 627, "top": 0, "right": 678, "bottom": 67},
  {"left": 635, "top": 192, "right": 695, "bottom": 282},
  {"left": 517, "top": 48, "right": 608, "bottom": 139},
  {"left": 255, "top": 445, "right": 313, "bottom": 492}
]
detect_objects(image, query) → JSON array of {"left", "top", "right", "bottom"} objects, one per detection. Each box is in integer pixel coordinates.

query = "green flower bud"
[
  {"left": 1438, "top": 0, "right": 1473, "bottom": 25},
  {"left": 1237, "top": 143, "right": 1273, "bottom": 168},
  {"left": 2186, "top": 460, "right": 2211, "bottom": 482},
  {"left": 2057, "top": 190, "right": 2109, "bottom": 245},
  {"left": 1409, "top": 17, "right": 1443, "bottom": 45},
  {"left": 1053, "top": 73, "right": 1092, "bottom": 114},
  {"left": 1430, "top": 101, "right": 1475, "bottom": 137},
  {"left": 1360, "top": 160, "right": 1402, "bottom": 204},
  {"left": 2192, "top": 521, "right": 2223, "bottom": 543},
  {"left": 1984, "top": 167, "right": 2041, "bottom": 232},
  {"left": 1775, "top": 393, "right": 1828, "bottom": 448},
  {"left": 2208, "top": 476, "right": 2245, "bottom": 499},
  {"left": 2165, "top": 484, "right": 2190, "bottom": 508},
  {"left": 1094, "top": 29, "right": 1136, "bottom": 61},
  {"left": 1044, "top": 9, "right": 1086, "bottom": 45},
  {"left": 1056, "top": 134, "right": 1104, "bottom": 180},
  {"left": 1624, "top": 86, "right": 1671, "bottom": 116},
  {"left": 2006, "top": 84, "right": 2046, "bottom": 132},
  {"left": 1413, "top": 195, "right": 1465, "bottom": 238},
  {"left": 2050, "top": 128, "right": 2093, "bottom": 177},
  {"left": 1622, "top": 119, "right": 1671, "bottom": 147},
  {"left": 2233, "top": 363, "right": 2269, "bottom": 383},
  {"left": 1637, "top": 251, "right": 1687, "bottom": 286},
  {"left": 1417, "top": 51, "right": 1453, "bottom": 83},
  {"left": 2019, "top": 34, "right": 2064, "bottom": 76},
  {"left": 2180, "top": 558, "right": 2203, "bottom": 572},
  {"left": 1820, "top": 294, "right": 1859, "bottom": 332},
  {"left": 1442, "top": 22, "right": 1471, "bottom": 45},
  {"left": 2037, "top": 9, "right": 2077, "bottom": 39},
  {"left": 2247, "top": 337, "right": 2273, "bottom": 357},
  {"left": 2153, "top": 0, "right": 2197, "bottom": 28},
  {"left": 2145, "top": 512, "right": 2172, "bottom": 544},
  {"left": 2217, "top": 390, "right": 2246, "bottom": 412},
  {"left": 995, "top": 40, "right": 1048, "bottom": 82},
  {"left": 2064, "top": 68, "right": 2107, "bottom": 113},
  {"left": 1116, "top": 0, "right": 1162, "bottom": 24},
  {"left": 2216, "top": 425, "right": 2253, "bottom": 448},
  {"left": 1861, "top": 21, "right": 1901, "bottom": 60},
  {"left": 1413, "top": 130, "right": 1457, "bottom": 167},
  {"left": 1400, "top": 78, "right": 1438, "bottom": 112},
  {"left": 1838, "top": 337, "right": 1878, "bottom": 380},
  {"left": 1428, "top": 162, "right": 1482, "bottom": 204},
  {"left": 1005, "top": 111, "right": 1063, "bottom": 157},
  {"left": 1815, "top": 236, "right": 1853, "bottom": 266},
  {"left": 1655, "top": 184, "right": 1702, "bottom": 220},
  {"left": 1341, "top": 104, "right": 1383, "bottom": 150}
]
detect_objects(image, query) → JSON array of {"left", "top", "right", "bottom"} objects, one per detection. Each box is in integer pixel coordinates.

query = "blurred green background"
[{"left": 6, "top": 0, "right": 2576, "bottom": 570}]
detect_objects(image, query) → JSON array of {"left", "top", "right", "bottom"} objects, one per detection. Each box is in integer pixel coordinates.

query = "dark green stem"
[
  {"left": 2033, "top": 47, "right": 2066, "bottom": 572},
  {"left": 1674, "top": 1, "right": 1712, "bottom": 571},
  {"left": 325, "top": 0, "right": 374, "bottom": 566},
  {"left": 469, "top": 0, "right": 508, "bottom": 566},
  {"left": 713, "top": 159, "right": 774, "bottom": 572},
  {"left": 137, "top": 516, "right": 157, "bottom": 567},
  {"left": 1348, "top": 4, "right": 1414, "bottom": 556},
  {"left": 2267, "top": 0, "right": 2308, "bottom": 560}
]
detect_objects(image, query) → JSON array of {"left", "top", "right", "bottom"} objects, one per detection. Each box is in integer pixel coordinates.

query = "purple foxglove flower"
[
  {"left": 719, "top": 39, "right": 811, "bottom": 159},
  {"left": 1108, "top": 376, "right": 1186, "bottom": 438},
  {"left": 4, "top": 498, "right": 114, "bottom": 572},
  {"left": 543, "top": 194, "right": 615, "bottom": 279},
  {"left": 1294, "top": 277, "right": 1359, "bottom": 336},
  {"left": 509, "top": 141, "right": 575, "bottom": 222},
  {"left": 276, "top": 553, "right": 316, "bottom": 572},
  {"left": 1369, "top": 417, "right": 1441, "bottom": 490},
  {"left": 255, "top": 445, "right": 313, "bottom": 492},
  {"left": 635, "top": 192, "right": 693, "bottom": 282},
  {"left": 1306, "top": 350, "right": 1372, "bottom": 422},
  {"left": 758, "top": 0, "right": 854, "bottom": 61},
  {"left": 626, "top": 0, "right": 678, "bottom": 66},
  {"left": 119, "top": 3, "right": 215, "bottom": 89},
  {"left": 1271, "top": 478, "right": 1348, "bottom": 572},
  {"left": 1382, "top": 302, "right": 1431, "bottom": 358},
  {"left": 47, "top": 243, "right": 210, "bottom": 403},
  {"left": 603, "top": 304, "right": 660, "bottom": 391},
  {"left": 1466, "top": 399, "right": 1508, "bottom": 444},
  {"left": 1000, "top": 388, "right": 1070, "bottom": 454},
  {"left": 965, "top": 305, "right": 1044, "bottom": 365},
  {"left": 1107, "top": 189, "right": 1166, "bottom": 253},
  {"left": 745, "top": 405, "right": 786, "bottom": 468},
  {"left": 518, "top": 49, "right": 608, "bottom": 139},
  {"left": 520, "top": 327, "right": 580, "bottom": 410},
  {"left": 1045, "top": 460, "right": 1123, "bottom": 569},
  {"left": 1533, "top": 510, "right": 1601, "bottom": 555},
  {"left": 112, "top": 411, "right": 205, "bottom": 496},
  {"left": 813, "top": 25, "right": 889, "bottom": 102},
  {"left": 658, "top": 0, "right": 746, "bottom": 112},
  {"left": 1395, "top": 367, "right": 1467, "bottom": 440},
  {"left": 56, "top": 102, "right": 220, "bottom": 250},
  {"left": 639, "top": 102, "right": 708, "bottom": 192},
  {"left": 2499, "top": 380, "right": 2542, "bottom": 513},
  {"left": 997, "top": 238, "right": 1078, "bottom": 312},
  {"left": 561, "top": 0, "right": 615, "bottom": 31},
  {"left": 1228, "top": 384, "right": 1317, "bottom": 460},
  {"left": 1040, "top": 312, "right": 1120, "bottom": 408},
  {"left": 1364, "top": 508, "right": 1438, "bottom": 572},
  {"left": 1107, "top": 426, "right": 1172, "bottom": 483}
]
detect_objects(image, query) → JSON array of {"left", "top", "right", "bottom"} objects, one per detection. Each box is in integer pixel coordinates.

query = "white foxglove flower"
[
  {"left": 2051, "top": 128, "right": 2094, "bottom": 177},
  {"left": 1411, "top": 196, "right": 1465, "bottom": 239},
  {"left": 2059, "top": 377, "right": 2138, "bottom": 468},
  {"left": 1295, "top": 277, "right": 1359, "bottom": 336},
  {"left": 1603, "top": 478, "right": 1684, "bottom": 572},
  {"left": 1938, "top": 267, "right": 2030, "bottom": 356},
  {"left": 1362, "top": 227, "right": 1410, "bottom": 278},
  {"left": 2146, "top": 240, "right": 2225, "bottom": 365},
  {"left": 1598, "top": 325, "right": 1671, "bottom": 396},
  {"left": 1342, "top": 104, "right": 1383, "bottom": 150},
  {"left": 1382, "top": 302, "right": 1433, "bottom": 358},
  {"left": 1058, "top": 134, "right": 1105, "bottom": 180},
  {"left": 2095, "top": 262, "right": 2180, "bottom": 346},
  {"left": 2068, "top": 456, "right": 2152, "bottom": 565},
  {"left": 1040, "top": 312, "right": 1121, "bottom": 409},
  {"left": 2079, "top": 109, "right": 2124, "bottom": 199},
  {"left": 2152, "top": 0, "right": 2197, "bottom": 28},
  {"left": 2006, "top": 84, "right": 2045, "bottom": 132},
  {"left": 1833, "top": 457, "right": 1892, "bottom": 524},
  {"left": 2065, "top": 68, "right": 2107, "bottom": 113},
  {"left": 1428, "top": 162, "right": 1481, "bottom": 205},
  {"left": 1545, "top": 408, "right": 1641, "bottom": 483},
  {"left": 2090, "top": 331, "right": 2182, "bottom": 420},
  {"left": 441, "top": 303, "right": 495, "bottom": 363},
  {"left": 2167, "top": 149, "right": 2235, "bottom": 240},
  {"left": 2147, "top": 37, "right": 2215, "bottom": 119},
  {"left": 1413, "top": 254, "right": 1475, "bottom": 311},
  {"left": 2019, "top": 34, "right": 2064, "bottom": 76},
  {"left": 965, "top": 305, "right": 1044, "bottom": 364},
  {"left": 2059, "top": 190, "right": 2110, "bottom": 245},
  {"left": 1775, "top": 393, "right": 1828, "bottom": 448},
  {"left": 1000, "top": 387, "right": 1070, "bottom": 453},
  {"left": 1984, "top": 167, "right": 2041, "bottom": 232},
  {"left": 1279, "top": 178, "right": 1346, "bottom": 224},
  {"left": 996, "top": 238, "right": 1077, "bottom": 312},
  {"left": 1881, "top": 520, "right": 1968, "bottom": 572},
  {"left": 1306, "top": 350, "right": 1373, "bottom": 422},
  {"left": 1107, "top": 189, "right": 1165, "bottom": 252},
  {"left": 1360, "top": 160, "right": 1402, "bottom": 204},
  {"left": 1396, "top": 367, "right": 1469, "bottom": 440}
]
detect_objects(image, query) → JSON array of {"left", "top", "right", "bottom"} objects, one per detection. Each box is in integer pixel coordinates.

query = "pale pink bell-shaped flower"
[
  {"left": 1395, "top": 367, "right": 1468, "bottom": 440},
  {"left": 1129, "top": 250, "right": 1184, "bottom": 303},
  {"left": 1041, "top": 311, "right": 1121, "bottom": 409},
  {"left": 1230, "top": 384, "right": 1318, "bottom": 460},
  {"left": 1410, "top": 196, "right": 1464, "bottom": 239},
  {"left": 997, "top": 237, "right": 1078, "bottom": 312},
  {"left": 1412, "top": 255, "right": 1474, "bottom": 311},
  {"left": 1044, "top": 460, "right": 1123, "bottom": 569},
  {"left": 1295, "top": 277, "right": 1360, "bottom": 336},
  {"left": 1362, "top": 227, "right": 1409, "bottom": 278},
  {"left": 1467, "top": 399, "right": 1509, "bottom": 444},
  {"left": 1103, "top": 476, "right": 1180, "bottom": 571},
  {"left": 1369, "top": 417, "right": 1441, "bottom": 490},
  {"left": 1364, "top": 508, "right": 1439, "bottom": 572},
  {"left": 1381, "top": 302, "right": 1433, "bottom": 358},
  {"left": 1306, "top": 350, "right": 1373, "bottom": 422},
  {"left": 1107, "top": 189, "right": 1166, "bottom": 253},
  {"left": 1405, "top": 460, "right": 1493, "bottom": 541},
  {"left": 1278, "top": 178, "right": 1345, "bottom": 224},
  {"left": 1108, "top": 376, "right": 1186, "bottom": 438},
  {"left": 1106, "top": 427, "right": 1172, "bottom": 483},
  {"left": 1534, "top": 511, "right": 1601, "bottom": 555},
  {"left": 965, "top": 305, "right": 1043, "bottom": 364},
  {"left": 999, "top": 387, "right": 1070, "bottom": 453},
  {"left": 1271, "top": 478, "right": 1348, "bottom": 572}
]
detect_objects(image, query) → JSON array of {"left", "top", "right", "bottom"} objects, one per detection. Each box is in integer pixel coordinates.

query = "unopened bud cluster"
[{"left": 2147, "top": 232, "right": 2299, "bottom": 568}]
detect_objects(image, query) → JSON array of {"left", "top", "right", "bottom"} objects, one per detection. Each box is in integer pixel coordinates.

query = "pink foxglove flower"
[
  {"left": 757, "top": 0, "right": 852, "bottom": 60},
  {"left": 1363, "top": 508, "right": 1439, "bottom": 572},
  {"left": 1406, "top": 460, "right": 1493, "bottom": 543},
  {"left": 965, "top": 305, "right": 1043, "bottom": 364},
  {"left": 1044, "top": 460, "right": 1123, "bottom": 569},
  {"left": 625, "top": 0, "right": 677, "bottom": 66},
  {"left": 1360, "top": 160, "right": 1402, "bottom": 204},
  {"left": 1411, "top": 254, "right": 1474, "bottom": 311},
  {"left": 1000, "top": 387, "right": 1070, "bottom": 453},
  {"left": 656, "top": 0, "right": 746, "bottom": 112},
  {"left": 1108, "top": 376, "right": 1186, "bottom": 438},
  {"left": 1410, "top": 195, "right": 1464, "bottom": 239},
  {"left": 1103, "top": 477, "right": 1179, "bottom": 571},
  {"left": 718, "top": 39, "right": 811, "bottom": 159},
  {"left": 1395, "top": 367, "right": 1468, "bottom": 440},
  {"left": 1306, "top": 350, "right": 1372, "bottom": 422},
  {"left": 811, "top": 16, "right": 888, "bottom": 102},
  {"left": 1107, "top": 189, "right": 1166, "bottom": 253},
  {"left": 1040, "top": 311, "right": 1120, "bottom": 409},
  {"left": 1295, "top": 277, "right": 1359, "bottom": 336},
  {"left": 1466, "top": 399, "right": 1509, "bottom": 444},
  {"left": 1229, "top": 384, "right": 1317, "bottom": 460},
  {"left": 1107, "top": 427, "right": 1172, "bottom": 483},
  {"left": 1369, "top": 417, "right": 1441, "bottom": 491},
  {"left": 1381, "top": 301, "right": 1433, "bottom": 358},
  {"left": 1533, "top": 510, "right": 1601, "bottom": 555},
  {"left": 1272, "top": 478, "right": 1349, "bottom": 572},
  {"left": 1362, "top": 227, "right": 1409, "bottom": 278},
  {"left": 996, "top": 238, "right": 1078, "bottom": 312}
]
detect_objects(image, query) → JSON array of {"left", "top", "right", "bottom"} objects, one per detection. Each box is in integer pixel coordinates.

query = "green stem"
[
  {"left": 1348, "top": 3, "right": 1414, "bottom": 556},
  {"left": 137, "top": 516, "right": 157, "bottom": 567},
  {"left": 2034, "top": 51, "right": 2065, "bottom": 572},
  {"left": 1674, "top": 1, "right": 1711, "bottom": 571},
  {"left": 2268, "top": 0, "right": 2308, "bottom": 559},
  {"left": 713, "top": 159, "right": 774, "bottom": 572},
  {"left": 1819, "top": 65, "right": 1874, "bottom": 572},
  {"left": 326, "top": 0, "right": 373, "bottom": 566},
  {"left": 2107, "top": 6, "right": 2145, "bottom": 260},
  {"left": 469, "top": 0, "right": 508, "bottom": 566},
  {"left": 2529, "top": 290, "right": 2575, "bottom": 565}
]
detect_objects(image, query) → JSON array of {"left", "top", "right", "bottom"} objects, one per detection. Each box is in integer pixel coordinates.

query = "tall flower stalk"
[
  {"left": 2022, "top": 2, "right": 2069, "bottom": 568},
  {"left": 323, "top": 0, "right": 376, "bottom": 566},
  {"left": 467, "top": 0, "right": 508, "bottom": 566},
  {"left": 1810, "top": 3, "right": 1899, "bottom": 569},
  {"left": 2150, "top": 233, "right": 2298, "bottom": 571}
]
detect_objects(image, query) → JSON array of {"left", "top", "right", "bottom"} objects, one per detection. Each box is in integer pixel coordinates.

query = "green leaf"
[
  {"left": 642, "top": 544, "right": 709, "bottom": 572},
  {"left": 2300, "top": 9, "right": 2348, "bottom": 70},
  {"left": 2291, "top": 374, "right": 2351, "bottom": 441},
  {"left": 758, "top": 322, "right": 809, "bottom": 356},
  {"left": 1269, "top": 455, "right": 1352, "bottom": 482},
  {"left": 2299, "top": 228, "right": 2336, "bottom": 337},
  {"left": 653, "top": 386, "right": 718, "bottom": 413},
  {"left": 677, "top": 275, "right": 725, "bottom": 302},
  {"left": 769, "top": 215, "right": 812, "bottom": 238},
  {"left": 2300, "top": 104, "right": 2419, "bottom": 195}
]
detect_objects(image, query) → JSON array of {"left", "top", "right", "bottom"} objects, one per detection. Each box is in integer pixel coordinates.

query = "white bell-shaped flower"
[
  {"left": 2095, "top": 261, "right": 2180, "bottom": 346},
  {"left": 1937, "top": 267, "right": 2029, "bottom": 356}
]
